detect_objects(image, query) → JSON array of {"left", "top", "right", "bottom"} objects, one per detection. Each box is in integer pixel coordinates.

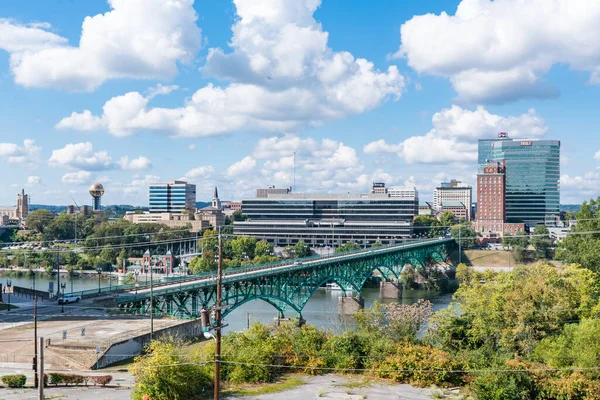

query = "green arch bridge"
[{"left": 115, "top": 238, "right": 455, "bottom": 321}]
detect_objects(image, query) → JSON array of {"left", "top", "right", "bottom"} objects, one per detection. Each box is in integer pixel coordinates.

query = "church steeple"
[{"left": 212, "top": 186, "right": 221, "bottom": 210}]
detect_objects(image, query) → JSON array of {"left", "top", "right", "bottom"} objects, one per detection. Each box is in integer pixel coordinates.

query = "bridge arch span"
[{"left": 221, "top": 294, "right": 301, "bottom": 320}]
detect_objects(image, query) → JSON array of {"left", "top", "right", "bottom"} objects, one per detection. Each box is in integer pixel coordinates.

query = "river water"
[{"left": 0, "top": 273, "right": 453, "bottom": 333}]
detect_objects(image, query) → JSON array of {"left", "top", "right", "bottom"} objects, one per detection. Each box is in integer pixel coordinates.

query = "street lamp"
[
  {"left": 6, "top": 280, "right": 11, "bottom": 312},
  {"left": 134, "top": 270, "right": 140, "bottom": 294},
  {"left": 96, "top": 267, "right": 102, "bottom": 294},
  {"left": 60, "top": 282, "right": 66, "bottom": 313},
  {"left": 69, "top": 269, "right": 74, "bottom": 293}
]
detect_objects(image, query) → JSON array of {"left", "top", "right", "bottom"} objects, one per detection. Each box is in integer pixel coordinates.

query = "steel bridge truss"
[{"left": 116, "top": 239, "right": 453, "bottom": 322}]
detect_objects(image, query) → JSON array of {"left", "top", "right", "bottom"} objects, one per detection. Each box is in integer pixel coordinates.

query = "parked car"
[{"left": 58, "top": 294, "right": 81, "bottom": 304}]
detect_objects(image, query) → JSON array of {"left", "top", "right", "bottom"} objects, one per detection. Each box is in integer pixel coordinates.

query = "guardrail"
[{"left": 116, "top": 237, "right": 454, "bottom": 303}]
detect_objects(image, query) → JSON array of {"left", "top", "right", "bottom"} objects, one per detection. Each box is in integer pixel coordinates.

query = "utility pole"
[
  {"left": 33, "top": 296, "right": 38, "bottom": 388},
  {"left": 214, "top": 231, "right": 223, "bottom": 400},
  {"left": 38, "top": 337, "right": 44, "bottom": 400},
  {"left": 458, "top": 224, "right": 462, "bottom": 264},
  {"left": 149, "top": 253, "right": 154, "bottom": 341}
]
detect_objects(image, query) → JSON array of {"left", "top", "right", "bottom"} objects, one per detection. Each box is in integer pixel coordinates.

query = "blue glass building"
[
  {"left": 149, "top": 180, "right": 196, "bottom": 214},
  {"left": 478, "top": 136, "right": 560, "bottom": 227}
]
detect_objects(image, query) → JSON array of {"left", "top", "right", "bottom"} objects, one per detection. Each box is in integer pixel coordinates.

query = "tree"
[
  {"left": 370, "top": 241, "right": 383, "bottom": 248},
  {"left": 232, "top": 210, "right": 247, "bottom": 222},
  {"left": 413, "top": 216, "right": 442, "bottom": 238},
  {"left": 455, "top": 263, "right": 471, "bottom": 283},
  {"left": 451, "top": 223, "right": 477, "bottom": 249},
  {"left": 201, "top": 229, "right": 218, "bottom": 253},
  {"left": 555, "top": 197, "right": 600, "bottom": 273},
  {"left": 512, "top": 245, "right": 526, "bottom": 263},
  {"left": 293, "top": 241, "right": 312, "bottom": 258},
  {"left": 230, "top": 236, "right": 257, "bottom": 259},
  {"left": 25, "top": 209, "right": 54, "bottom": 233},
  {"left": 99, "top": 244, "right": 116, "bottom": 264},
  {"left": 335, "top": 241, "right": 361, "bottom": 253},
  {"left": 129, "top": 338, "right": 211, "bottom": 400},
  {"left": 531, "top": 225, "right": 551, "bottom": 259},
  {"left": 255, "top": 240, "right": 273, "bottom": 257},
  {"left": 189, "top": 250, "right": 217, "bottom": 274},
  {"left": 439, "top": 211, "right": 457, "bottom": 228}
]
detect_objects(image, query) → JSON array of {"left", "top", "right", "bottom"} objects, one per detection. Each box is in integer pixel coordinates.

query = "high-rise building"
[
  {"left": 475, "top": 161, "right": 525, "bottom": 235},
  {"left": 234, "top": 187, "right": 418, "bottom": 246},
  {"left": 149, "top": 180, "right": 196, "bottom": 213},
  {"left": 478, "top": 133, "right": 560, "bottom": 227},
  {"left": 433, "top": 180, "right": 472, "bottom": 220},
  {"left": 15, "top": 189, "right": 29, "bottom": 220}
]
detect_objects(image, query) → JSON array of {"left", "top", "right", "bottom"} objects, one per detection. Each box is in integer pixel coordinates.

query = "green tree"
[
  {"left": 414, "top": 215, "right": 442, "bottom": 238},
  {"left": 254, "top": 240, "right": 273, "bottom": 257},
  {"left": 129, "top": 338, "right": 211, "bottom": 400},
  {"left": 556, "top": 197, "right": 600, "bottom": 273},
  {"left": 335, "top": 241, "right": 361, "bottom": 253},
  {"left": 531, "top": 225, "right": 551, "bottom": 259},
  {"left": 25, "top": 209, "right": 54, "bottom": 233},
  {"left": 201, "top": 229, "right": 218, "bottom": 253},
  {"left": 231, "top": 210, "right": 247, "bottom": 222},
  {"left": 512, "top": 245, "right": 526, "bottom": 263},
  {"left": 451, "top": 223, "right": 477, "bottom": 249},
  {"left": 230, "top": 236, "right": 257, "bottom": 259},
  {"left": 455, "top": 263, "right": 471, "bottom": 283},
  {"left": 189, "top": 250, "right": 217, "bottom": 274},
  {"left": 99, "top": 244, "right": 116, "bottom": 264},
  {"left": 370, "top": 241, "right": 384, "bottom": 248},
  {"left": 439, "top": 211, "right": 457, "bottom": 228},
  {"left": 293, "top": 241, "right": 312, "bottom": 258}
]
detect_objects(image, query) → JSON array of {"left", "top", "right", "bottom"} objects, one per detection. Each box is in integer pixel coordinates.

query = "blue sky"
[{"left": 0, "top": 0, "right": 599, "bottom": 207}]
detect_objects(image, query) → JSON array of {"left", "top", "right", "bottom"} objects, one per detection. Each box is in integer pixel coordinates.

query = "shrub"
[
  {"left": 2, "top": 374, "right": 27, "bottom": 388},
  {"left": 470, "top": 370, "right": 534, "bottom": 400},
  {"left": 47, "top": 373, "right": 89, "bottom": 386},
  {"left": 91, "top": 375, "right": 113, "bottom": 386}
]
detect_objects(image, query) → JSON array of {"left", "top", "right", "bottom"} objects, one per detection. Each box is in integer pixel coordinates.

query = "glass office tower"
[
  {"left": 149, "top": 180, "right": 196, "bottom": 213},
  {"left": 477, "top": 137, "right": 560, "bottom": 227}
]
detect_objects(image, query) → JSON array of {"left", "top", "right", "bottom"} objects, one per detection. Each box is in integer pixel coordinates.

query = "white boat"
[{"left": 325, "top": 282, "right": 343, "bottom": 291}]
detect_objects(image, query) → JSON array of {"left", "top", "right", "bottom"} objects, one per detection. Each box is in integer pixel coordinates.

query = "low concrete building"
[{"left": 123, "top": 212, "right": 209, "bottom": 233}]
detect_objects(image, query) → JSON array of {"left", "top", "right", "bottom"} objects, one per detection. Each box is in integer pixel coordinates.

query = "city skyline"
[{"left": 1, "top": 0, "right": 600, "bottom": 206}]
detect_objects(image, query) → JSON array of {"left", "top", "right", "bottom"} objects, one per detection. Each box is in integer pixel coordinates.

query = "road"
[{"left": 126, "top": 237, "right": 448, "bottom": 297}]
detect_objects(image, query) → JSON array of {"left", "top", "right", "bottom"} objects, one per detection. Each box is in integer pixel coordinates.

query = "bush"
[
  {"left": 47, "top": 373, "right": 89, "bottom": 386},
  {"left": 91, "top": 375, "right": 113, "bottom": 386},
  {"left": 470, "top": 369, "right": 534, "bottom": 400},
  {"left": 2, "top": 374, "right": 27, "bottom": 388}
]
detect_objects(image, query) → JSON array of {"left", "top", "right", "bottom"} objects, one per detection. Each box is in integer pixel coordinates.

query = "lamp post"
[
  {"left": 96, "top": 267, "right": 102, "bottom": 294},
  {"left": 6, "top": 280, "right": 11, "bottom": 312},
  {"left": 60, "top": 282, "right": 66, "bottom": 313},
  {"left": 150, "top": 258, "right": 154, "bottom": 340},
  {"left": 69, "top": 269, "right": 74, "bottom": 293}
]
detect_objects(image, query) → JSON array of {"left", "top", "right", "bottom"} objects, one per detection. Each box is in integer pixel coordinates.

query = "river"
[{"left": 0, "top": 273, "right": 453, "bottom": 333}]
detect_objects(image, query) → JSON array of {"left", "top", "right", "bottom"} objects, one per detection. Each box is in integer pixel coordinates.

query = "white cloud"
[
  {"left": 56, "top": 0, "right": 404, "bottom": 137},
  {"left": 146, "top": 84, "right": 179, "bottom": 99},
  {"left": 594, "top": 151, "right": 600, "bottom": 160},
  {"left": 396, "top": 0, "right": 600, "bottom": 103},
  {"left": 1, "top": 0, "right": 201, "bottom": 91},
  {"left": 226, "top": 156, "right": 257, "bottom": 177},
  {"left": 49, "top": 142, "right": 113, "bottom": 170},
  {"left": 61, "top": 171, "right": 93, "bottom": 185},
  {"left": 183, "top": 165, "right": 215, "bottom": 180},
  {"left": 0, "top": 139, "right": 41, "bottom": 167},
  {"left": 27, "top": 175, "right": 41, "bottom": 185},
  {"left": 189, "top": 144, "right": 196, "bottom": 151},
  {"left": 117, "top": 155, "right": 152, "bottom": 171},
  {"left": 364, "top": 105, "right": 547, "bottom": 164}
]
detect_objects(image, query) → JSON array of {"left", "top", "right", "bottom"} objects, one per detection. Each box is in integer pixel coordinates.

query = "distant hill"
[
  {"left": 560, "top": 204, "right": 580, "bottom": 213},
  {"left": 30, "top": 204, "right": 67, "bottom": 213},
  {"left": 196, "top": 201, "right": 211, "bottom": 209}
]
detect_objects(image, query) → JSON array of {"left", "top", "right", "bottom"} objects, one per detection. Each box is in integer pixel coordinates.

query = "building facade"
[
  {"left": 149, "top": 180, "right": 196, "bottom": 214},
  {"left": 256, "top": 186, "right": 291, "bottom": 198},
  {"left": 0, "top": 189, "right": 29, "bottom": 222},
  {"left": 234, "top": 188, "right": 418, "bottom": 247},
  {"left": 475, "top": 161, "right": 525, "bottom": 236},
  {"left": 433, "top": 180, "right": 472, "bottom": 220},
  {"left": 478, "top": 134, "right": 560, "bottom": 227},
  {"left": 124, "top": 212, "right": 209, "bottom": 232},
  {"left": 440, "top": 202, "right": 468, "bottom": 221}
]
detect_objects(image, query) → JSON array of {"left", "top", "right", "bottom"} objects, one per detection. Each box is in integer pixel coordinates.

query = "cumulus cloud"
[
  {"left": 0, "top": 139, "right": 41, "bottom": 167},
  {"left": 594, "top": 151, "right": 600, "bottom": 160},
  {"left": 226, "top": 156, "right": 257, "bottom": 177},
  {"left": 0, "top": 0, "right": 201, "bottom": 91},
  {"left": 49, "top": 142, "right": 113, "bottom": 170},
  {"left": 27, "top": 175, "right": 41, "bottom": 185},
  {"left": 56, "top": 0, "right": 404, "bottom": 137},
  {"left": 61, "top": 171, "right": 93, "bottom": 185},
  {"left": 396, "top": 0, "right": 600, "bottom": 103},
  {"left": 183, "top": 165, "right": 215, "bottom": 180},
  {"left": 364, "top": 105, "right": 547, "bottom": 164},
  {"left": 117, "top": 155, "right": 152, "bottom": 171}
]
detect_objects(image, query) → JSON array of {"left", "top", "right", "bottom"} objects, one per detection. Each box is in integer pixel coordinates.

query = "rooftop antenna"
[
  {"left": 293, "top": 151, "right": 296, "bottom": 192},
  {"left": 70, "top": 196, "right": 81, "bottom": 254}
]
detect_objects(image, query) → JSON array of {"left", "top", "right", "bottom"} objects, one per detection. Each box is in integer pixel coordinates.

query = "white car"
[{"left": 58, "top": 294, "right": 81, "bottom": 304}]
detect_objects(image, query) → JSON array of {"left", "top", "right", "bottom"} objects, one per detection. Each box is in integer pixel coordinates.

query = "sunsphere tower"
[{"left": 89, "top": 183, "right": 105, "bottom": 211}]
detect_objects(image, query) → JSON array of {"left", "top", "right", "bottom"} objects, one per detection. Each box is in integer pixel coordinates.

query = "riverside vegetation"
[{"left": 129, "top": 262, "right": 600, "bottom": 400}]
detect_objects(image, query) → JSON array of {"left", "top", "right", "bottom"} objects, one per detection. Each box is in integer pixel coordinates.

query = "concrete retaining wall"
[
  {"left": 13, "top": 286, "right": 51, "bottom": 300},
  {"left": 96, "top": 319, "right": 204, "bottom": 369}
]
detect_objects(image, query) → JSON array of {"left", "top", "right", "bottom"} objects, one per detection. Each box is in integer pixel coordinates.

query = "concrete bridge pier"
[
  {"left": 380, "top": 280, "right": 403, "bottom": 299},
  {"left": 338, "top": 295, "right": 364, "bottom": 315},
  {"left": 274, "top": 316, "right": 306, "bottom": 327}
]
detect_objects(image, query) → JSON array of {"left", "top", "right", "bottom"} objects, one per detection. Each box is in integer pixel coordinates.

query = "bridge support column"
[
  {"left": 274, "top": 316, "right": 306, "bottom": 327},
  {"left": 338, "top": 296, "right": 364, "bottom": 315},
  {"left": 380, "top": 280, "right": 402, "bottom": 299}
]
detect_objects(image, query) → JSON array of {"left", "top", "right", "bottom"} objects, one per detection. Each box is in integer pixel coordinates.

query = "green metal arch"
[{"left": 221, "top": 294, "right": 301, "bottom": 321}]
